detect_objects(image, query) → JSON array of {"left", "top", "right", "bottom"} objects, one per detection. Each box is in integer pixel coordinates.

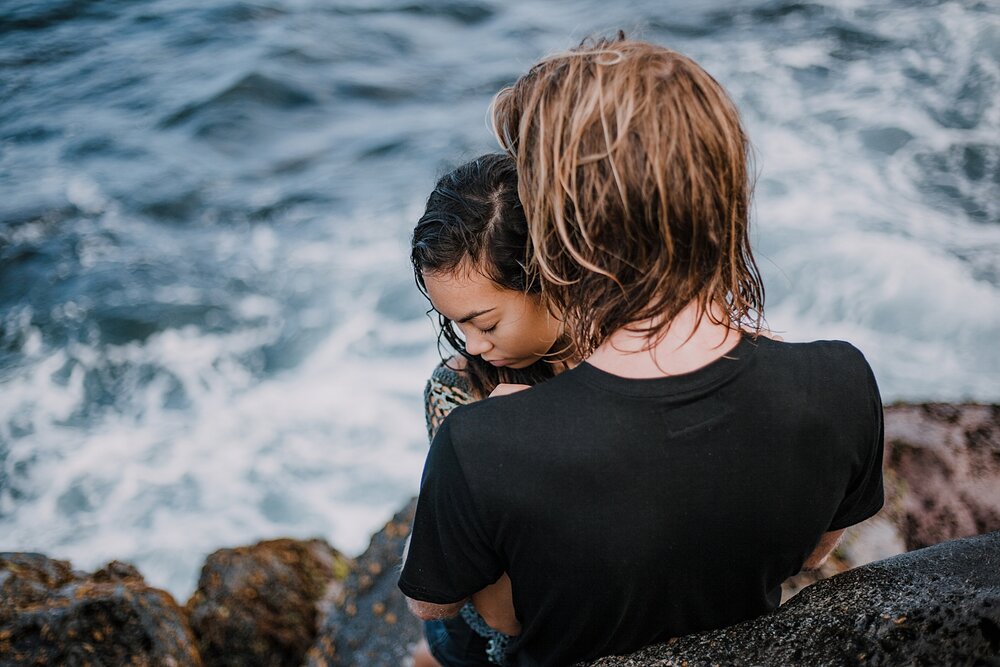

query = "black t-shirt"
[{"left": 398, "top": 336, "right": 884, "bottom": 666}]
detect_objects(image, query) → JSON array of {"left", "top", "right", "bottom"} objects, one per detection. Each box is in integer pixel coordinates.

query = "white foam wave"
[{"left": 1, "top": 226, "right": 441, "bottom": 598}]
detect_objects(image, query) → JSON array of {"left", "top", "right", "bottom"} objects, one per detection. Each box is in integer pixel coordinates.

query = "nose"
[{"left": 465, "top": 331, "right": 493, "bottom": 357}]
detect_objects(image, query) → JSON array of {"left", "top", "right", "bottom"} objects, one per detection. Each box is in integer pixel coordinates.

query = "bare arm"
[
  {"left": 405, "top": 596, "right": 467, "bottom": 621},
  {"left": 801, "top": 529, "right": 845, "bottom": 571},
  {"left": 471, "top": 573, "right": 522, "bottom": 635}
]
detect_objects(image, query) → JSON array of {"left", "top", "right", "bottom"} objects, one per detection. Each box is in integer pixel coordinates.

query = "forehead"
[{"left": 422, "top": 266, "right": 508, "bottom": 320}]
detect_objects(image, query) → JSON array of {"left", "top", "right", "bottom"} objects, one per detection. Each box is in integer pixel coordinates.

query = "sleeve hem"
[
  {"left": 397, "top": 578, "right": 469, "bottom": 605},
  {"left": 828, "top": 493, "right": 885, "bottom": 532}
]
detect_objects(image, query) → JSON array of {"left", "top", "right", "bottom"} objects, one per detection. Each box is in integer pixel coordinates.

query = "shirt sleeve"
[
  {"left": 828, "top": 358, "right": 885, "bottom": 531},
  {"left": 398, "top": 416, "right": 503, "bottom": 604}
]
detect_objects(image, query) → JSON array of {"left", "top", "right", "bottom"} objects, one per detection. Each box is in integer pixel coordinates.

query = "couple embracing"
[{"left": 398, "top": 36, "right": 884, "bottom": 667}]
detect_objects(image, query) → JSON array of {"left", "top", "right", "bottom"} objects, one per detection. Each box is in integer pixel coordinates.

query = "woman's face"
[{"left": 422, "top": 264, "right": 561, "bottom": 369}]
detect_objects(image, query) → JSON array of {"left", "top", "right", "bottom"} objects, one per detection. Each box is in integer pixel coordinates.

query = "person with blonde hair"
[{"left": 399, "top": 35, "right": 884, "bottom": 667}]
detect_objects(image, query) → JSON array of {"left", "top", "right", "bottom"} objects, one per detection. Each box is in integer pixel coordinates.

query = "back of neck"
[{"left": 585, "top": 302, "right": 741, "bottom": 379}]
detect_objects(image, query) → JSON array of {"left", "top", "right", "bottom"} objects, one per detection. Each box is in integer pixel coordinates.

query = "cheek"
[{"left": 517, "top": 308, "right": 557, "bottom": 354}]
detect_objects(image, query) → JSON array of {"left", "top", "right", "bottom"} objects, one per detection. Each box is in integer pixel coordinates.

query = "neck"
[{"left": 585, "top": 301, "right": 740, "bottom": 379}]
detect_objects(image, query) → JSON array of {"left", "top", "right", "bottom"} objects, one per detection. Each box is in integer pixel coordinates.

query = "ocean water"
[{"left": 1, "top": 0, "right": 998, "bottom": 599}]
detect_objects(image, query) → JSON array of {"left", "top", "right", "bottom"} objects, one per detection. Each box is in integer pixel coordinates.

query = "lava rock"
[
  {"left": 185, "top": 538, "right": 351, "bottom": 667},
  {"left": 585, "top": 531, "right": 1000, "bottom": 666},
  {"left": 0, "top": 553, "right": 201, "bottom": 666},
  {"left": 92, "top": 560, "right": 145, "bottom": 584},
  {"left": 884, "top": 403, "right": 1000, "bottom": 550},
  {"left": 305, "top": 498, "right": 422, "bottom": 667},
  {"left": 0, "top": 553, "right": 80, "bottom": 624}
]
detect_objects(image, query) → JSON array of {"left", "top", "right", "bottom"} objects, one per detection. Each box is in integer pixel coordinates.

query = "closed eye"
[{"left": 478, "top": 324, "right": 497, "bottom": 334}]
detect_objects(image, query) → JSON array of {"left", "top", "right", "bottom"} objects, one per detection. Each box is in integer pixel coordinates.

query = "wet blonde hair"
[{"left": 491, "top": 35, "right": 764, "bottom": 356}]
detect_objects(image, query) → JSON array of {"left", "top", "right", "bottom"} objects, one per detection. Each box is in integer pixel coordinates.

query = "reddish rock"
[
  {"left": 185, "top": 538, "right": 351, "bottom": 667},
  {"left": 0, "top": 553, "right": 201, "bottom": 666},
  {"left": 884, "top": 403, "right": 1000, "bottom": 550}
]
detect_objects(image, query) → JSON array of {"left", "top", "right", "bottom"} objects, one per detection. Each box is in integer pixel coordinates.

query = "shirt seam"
[
  {"left": 829, "top": 492, "right": 885, "bottom": 531},
  {"left": 397, "top": 578, "right": 468, "bottom": 605}
]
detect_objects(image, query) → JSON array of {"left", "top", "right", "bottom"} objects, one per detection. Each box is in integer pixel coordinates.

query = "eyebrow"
[{"left": 455, "top": 307, "right": 496, "bottom": 324}]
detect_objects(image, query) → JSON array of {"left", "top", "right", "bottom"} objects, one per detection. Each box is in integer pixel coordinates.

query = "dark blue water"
[{"left": 2, "top": 0, "right": 998, "bottom": 597}]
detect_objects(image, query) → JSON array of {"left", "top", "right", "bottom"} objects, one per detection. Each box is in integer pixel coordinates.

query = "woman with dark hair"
[
  {"left": 409, "top": 153, "right": 571, "bottom": 666},
  {"left": 412, "top": 152, "right": 567, "bottom": 403}
]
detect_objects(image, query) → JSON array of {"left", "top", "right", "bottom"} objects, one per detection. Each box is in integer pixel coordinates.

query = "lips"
[{"left": 485, "top": 358, "right": 511, "bottom": 367}]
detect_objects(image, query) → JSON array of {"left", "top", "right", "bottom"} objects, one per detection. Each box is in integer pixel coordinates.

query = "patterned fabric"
[
  {"left": 423, "top": 360, "right": 510, "bottom": 666},
  {"left": 424, "top": 361, "right": 476, "bottom": 441},
  {"left": 460, "top": 603, "right": 511, "bottom": 665}
]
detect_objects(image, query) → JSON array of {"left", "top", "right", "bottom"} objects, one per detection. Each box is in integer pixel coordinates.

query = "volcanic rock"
[
  {"left": 185, "top": 538, "right": 351, "bottom": 667},
  {"left": 0, "top": 552, "right": 200, "bottom": 666},
  {"left": 305, "top": 498, "right": 422, "bottom": 667}
]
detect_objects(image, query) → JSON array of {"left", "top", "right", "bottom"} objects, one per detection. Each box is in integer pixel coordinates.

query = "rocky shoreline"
[{"left": 3, "top": 403, "right": 999, "bottom": 666}]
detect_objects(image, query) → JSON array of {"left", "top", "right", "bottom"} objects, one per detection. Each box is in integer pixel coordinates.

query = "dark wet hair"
[{"left": 411, "top": 153, "right": 560, "bottom": 398}]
